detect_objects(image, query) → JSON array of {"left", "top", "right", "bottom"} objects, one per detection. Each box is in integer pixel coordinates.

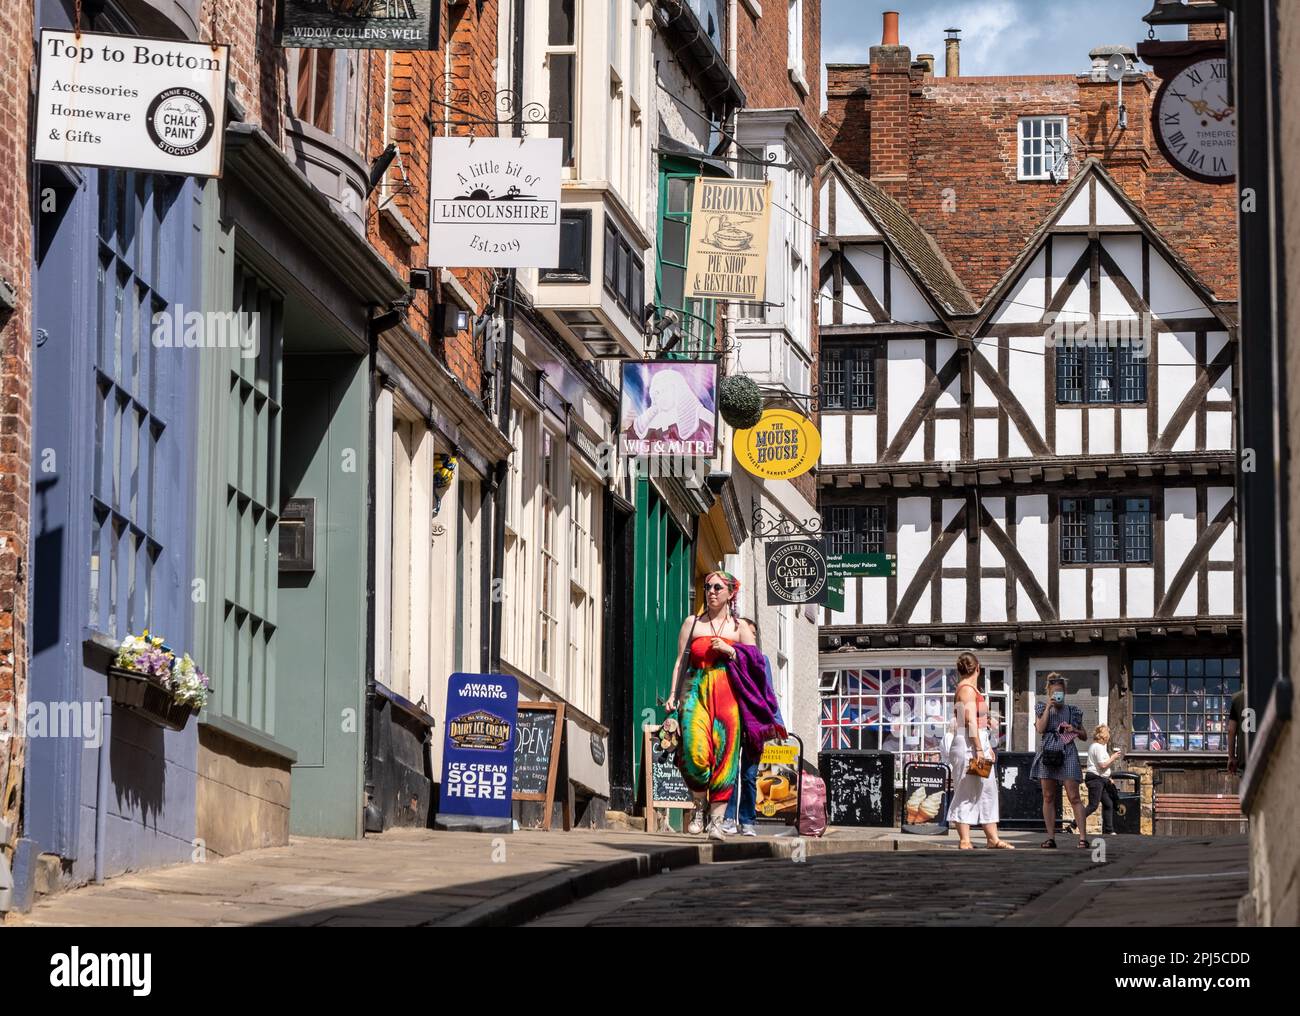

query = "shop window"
[
  {"left": 821, "top": 343, "right": 876, "bottom": 410},
  {"left": 1130, "top": 657, "right": 1242, "bottom": 752},
  {"left": 1060, "top": 497, "right": 1152, "bottom": 564},
  {"left": 538, "top": 427, "right": 564, "bottom": 684},
  {"left": 819, "top": 664, "right": 1011, "bottom": 779}
]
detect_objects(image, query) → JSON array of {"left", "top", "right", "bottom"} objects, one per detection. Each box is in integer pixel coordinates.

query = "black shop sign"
[{"left": 765, "top": 539, "right": 828, "bottom": 606}]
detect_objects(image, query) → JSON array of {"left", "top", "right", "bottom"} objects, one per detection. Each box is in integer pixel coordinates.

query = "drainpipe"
[
  {"left": 488, "top": 271, "right": 518, "bottom": 674},
  {"left": 94, "top": 696, "right": 112, "bottom": 884},
  {"left": 363, "top": 309, "right": 381, "bottom": 833}
]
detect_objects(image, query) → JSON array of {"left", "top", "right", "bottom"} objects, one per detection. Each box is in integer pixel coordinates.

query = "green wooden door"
[
  {"left": 631, "top": 478, "right": 693, "bottom": 802},
  {"left": 276, "top": 354, "right": 370, "bottom": 838}
]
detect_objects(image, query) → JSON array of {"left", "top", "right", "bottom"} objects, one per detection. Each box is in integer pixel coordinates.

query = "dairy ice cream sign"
[
  {"left": 429, "top": 138, "right": 562, "bottom": 268},
  {"left": 35, "top": 31, "right": 228, "bottom": 178}
]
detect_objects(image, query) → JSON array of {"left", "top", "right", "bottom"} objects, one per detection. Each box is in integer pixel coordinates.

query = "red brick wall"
[
  {"left": 822, "top": 53, "right": 1239, "bottom": 304},
  {"left": 735, "top": 1, "right": 825, "bottom": 507},
  {"left": 735, "top": 0, "right": 821, "bottom": 121},
  {"left": 0, "top": 2, "right": 34, "bottom": 845},
  {"left": 363, "top": 1, "right": 498, "bottom": 395}
]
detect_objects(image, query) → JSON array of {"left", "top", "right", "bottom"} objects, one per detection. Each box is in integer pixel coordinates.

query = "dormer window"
[{"left": 1018, "top": 116, "right": 1069, "bottom": 181}]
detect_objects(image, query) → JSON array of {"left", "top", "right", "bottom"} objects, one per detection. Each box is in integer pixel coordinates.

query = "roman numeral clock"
[{"left": 1154, "top": 56, "right": 1236, "bottom": 184}]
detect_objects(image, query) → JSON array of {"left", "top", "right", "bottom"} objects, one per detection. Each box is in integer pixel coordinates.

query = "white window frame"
[
  {"left": 1018, "top": 116, "right": 1069, "bottom": 181},
  {"left": 1027, "top": 656, "right": 1110, "bottom": 753},
  {"left": 787, "top": 0, "right": 808, "bottom": 94},
  {"left": 537, "top": 423, "right": 567, "bottom": 687}
]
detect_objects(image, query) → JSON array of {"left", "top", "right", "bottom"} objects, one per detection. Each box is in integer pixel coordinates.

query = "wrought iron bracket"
[
  {"left": 430, "top": 89, "right": 569, "bottom": 135},
  {"left": 751, "top": 506, "right": 823, "bottom": 541}
]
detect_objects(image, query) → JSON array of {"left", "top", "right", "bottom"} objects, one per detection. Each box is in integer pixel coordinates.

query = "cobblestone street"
[{"left": 530, "top": 835, "right": 1249, "bottom": 927}]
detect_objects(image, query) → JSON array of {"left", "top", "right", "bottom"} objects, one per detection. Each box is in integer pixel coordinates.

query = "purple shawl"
[{"left": 726, "top": 644, "right": 786, "bottom": 753}]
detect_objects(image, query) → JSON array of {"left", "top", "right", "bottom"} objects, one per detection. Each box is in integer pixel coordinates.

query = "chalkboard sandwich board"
[
  {"left": 644, "top": 725, "right": 694, "bottom": 830},
  {"left": 512, "top": 701, "right": 568, "bottom": 831},
  {"left": 820, "top": 751, "right": 895, "bottom": 828}
]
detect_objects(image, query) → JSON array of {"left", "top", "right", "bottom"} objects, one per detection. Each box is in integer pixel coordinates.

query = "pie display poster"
[
  {"left": 34, "top": 30, "right": 229, "bottom": 178},
  {"left": 685, "top": 177, "right": 773, "bottom": 301}
]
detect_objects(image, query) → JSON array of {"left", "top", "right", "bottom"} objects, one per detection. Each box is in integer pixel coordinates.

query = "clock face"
[{"left": 1154, "top": 57, "right": 1236, "bottom": 183}]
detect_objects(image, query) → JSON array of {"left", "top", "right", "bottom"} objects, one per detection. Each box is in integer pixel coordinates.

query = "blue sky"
[{"left": 822, "top": 0, "right": 1188, "bottom": 81}]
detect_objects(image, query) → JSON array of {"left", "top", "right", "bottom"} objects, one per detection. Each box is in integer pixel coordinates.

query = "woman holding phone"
[{"left": 1031, "top": 673, "right": 1089, "bottom": 848}]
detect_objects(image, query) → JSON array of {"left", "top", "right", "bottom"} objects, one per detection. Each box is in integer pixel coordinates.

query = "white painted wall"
[
  {"left": 1127, "top": 567, "right": 1155, "bottom": 618},
  {"left": 1164, "top": 488, "right": 1199, "bottom": 617},
  {"left": 897, "top": 497, "right": 932, "bottom": 622},
  {"left": 822, "top": 413, "right": 846, "bottom": 465},
  {"left": 1158, "top": 332, "right": 1199, "bottom": 451},
  {"left": 889, "top": 339, "right": 927, "bottom": 461},
  {"left": 992, "top": 250, "right": 1047, "bottom": 324}
]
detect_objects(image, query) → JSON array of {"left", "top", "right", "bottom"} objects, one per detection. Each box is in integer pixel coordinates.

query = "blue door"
[{"left": 28, "top": 158, "right": 201, "bottom": 875}]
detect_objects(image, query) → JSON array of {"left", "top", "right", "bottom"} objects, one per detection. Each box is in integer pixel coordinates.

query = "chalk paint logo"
[
  {"left": 145, "top": 87, "right": 215, "bottom": 158},
  {"left": 447, "top": 709, "right": 512, "bottom": 750}
]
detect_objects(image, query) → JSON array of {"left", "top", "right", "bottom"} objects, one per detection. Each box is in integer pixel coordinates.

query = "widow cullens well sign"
[
  {"left": 35, "top": 31, "right": 228, "bottom": 178},
  {"left": 685, "top": 178, "right": 773, "bottom": 302}
]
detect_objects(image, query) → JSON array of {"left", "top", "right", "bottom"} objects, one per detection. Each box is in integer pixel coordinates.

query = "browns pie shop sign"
[{"left": 34, "top": 30, "right": 229, "bottom": 178}]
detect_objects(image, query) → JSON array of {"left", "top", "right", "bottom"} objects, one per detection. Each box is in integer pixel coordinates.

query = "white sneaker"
[
  {"left": 740, "top": 824, "right": 757, "bottom": 837},
  {"left": 707, "top": 818, "right": 727, "bottom": 841},
  {"left": 687, "top": 801, "right": 706, "bottom": 835},
  {"left": 720, "top": 819, "right": 738, "bottom": 835}
]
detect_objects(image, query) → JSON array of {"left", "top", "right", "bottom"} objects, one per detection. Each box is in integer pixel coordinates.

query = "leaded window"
[
  {"left": 1057, "top": 343, "right": 1147, "bottom": 404},
  {"left": 824, "top": 505, "right": 885, "bottom": 556},
  {"left": 1130, "top": 658, "right": 1242, "bottom": 752},
  {"left": 821, "top": 344, "right": 875, "bottom": 410},
  {"left": 1060, "top": 497, "right": 1152, "bottom": 564}
]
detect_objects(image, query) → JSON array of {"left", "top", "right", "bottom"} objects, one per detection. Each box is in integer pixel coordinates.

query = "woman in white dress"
[{"left": 947, "top": 652, "right": 1014, "bottom": 850}]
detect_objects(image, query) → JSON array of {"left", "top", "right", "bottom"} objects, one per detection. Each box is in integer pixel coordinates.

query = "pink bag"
[{"left": 798, "top": 773, "right": 828, "bottom": 837}]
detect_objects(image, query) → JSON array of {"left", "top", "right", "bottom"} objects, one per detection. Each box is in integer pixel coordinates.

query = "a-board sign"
[
  {"left": 644, "top": 726, "right": 693, "bottom": 816},
  {"left": 997, "top": 752, "right": 1062, "bottom": 831},
  {"left": 437, "top": 673, "right": 519, "bottom": 829},
  {"left": 902, "top": 761, "right": 950, "bottom": 834},
  {"left": 512, "top": 702, "right": 566, "bottom": 831},
  {"left": 820, "top": 751, "right": 895, "bottom": 827}
]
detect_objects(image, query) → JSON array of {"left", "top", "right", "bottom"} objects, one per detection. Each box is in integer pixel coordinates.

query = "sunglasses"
[{"left": 705, "top": 583, "right": 729, "bottom": 593}]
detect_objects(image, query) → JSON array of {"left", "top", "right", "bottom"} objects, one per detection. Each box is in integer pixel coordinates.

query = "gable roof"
[
  {"left": 972, "top": 158, "right": 1233, "bottom": 332},
  {"left": 828, "top": 159, "right": 978, "bottom": 317}
]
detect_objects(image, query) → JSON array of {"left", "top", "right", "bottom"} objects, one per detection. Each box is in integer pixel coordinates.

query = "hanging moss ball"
[{"left": 719, "top": 375, "right": 765, "bottom": 430}]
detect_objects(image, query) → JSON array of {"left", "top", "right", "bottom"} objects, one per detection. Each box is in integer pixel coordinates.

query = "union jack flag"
[
  {"left": 821, "top": 699, "right": 859, "bottom": 750},
  {"left": 842, "top": 670, "right": 883, "bottom": 696}
]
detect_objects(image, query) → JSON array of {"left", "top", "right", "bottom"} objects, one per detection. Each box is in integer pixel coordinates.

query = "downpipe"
[{"left": 94, "top": 695, "right": 112, "bottom": 884}]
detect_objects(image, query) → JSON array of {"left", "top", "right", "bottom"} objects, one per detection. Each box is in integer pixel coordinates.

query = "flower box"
[{"left": 107, "top": 667, "right": 199, "bottom": 732}]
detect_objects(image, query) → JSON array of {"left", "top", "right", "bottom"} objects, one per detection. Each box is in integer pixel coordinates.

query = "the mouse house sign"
[
  {"left": 685, "top": 178, "right": 773, "bottom": 301},
  {"left": 34, "top": 30, "right": 229, "bottom": 178},
  {"left": 429, "top": 138, "right": 563, "bottom": 268}
]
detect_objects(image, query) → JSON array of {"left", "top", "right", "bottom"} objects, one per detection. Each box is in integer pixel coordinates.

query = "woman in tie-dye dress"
[{"left": 665, "top": 571, "right": 756, "bottom": 841}]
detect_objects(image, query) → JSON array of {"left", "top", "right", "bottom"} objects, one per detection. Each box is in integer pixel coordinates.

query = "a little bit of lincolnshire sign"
[
  {"left": 429, "top": 138, "right": 563, "bottom": 269},
  {"left": 685, "top": 177, "right": 773, "bottom": 301},
  {"left": 35, "top": 31, "right": 228, "bottom": 178}
]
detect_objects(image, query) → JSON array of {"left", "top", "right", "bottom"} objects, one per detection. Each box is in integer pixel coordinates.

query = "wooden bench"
[{"left": 1153, "top": 793, "right": 1246, "bottom": 833}]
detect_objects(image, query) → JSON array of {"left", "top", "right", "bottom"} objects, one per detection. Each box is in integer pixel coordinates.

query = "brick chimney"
[
  {"left": 1078, "top": 44, "right": 1152, "bottom": 203},
  {"left": 868, "top": 10, "right": 914, "bottom": 198}
]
